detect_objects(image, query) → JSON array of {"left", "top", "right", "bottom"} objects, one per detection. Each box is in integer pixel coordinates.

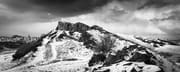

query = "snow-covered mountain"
[
  {"left": 0, "top": 21, "right": 180, "bottom": 72},
  {"left": 134, "top": 36, "right": 179, "bottom": 48}
]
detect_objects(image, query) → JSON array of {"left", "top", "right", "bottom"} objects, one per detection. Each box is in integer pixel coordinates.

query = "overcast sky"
[{"left": 0, "top": 0, "right": 180, "bottom": 39}]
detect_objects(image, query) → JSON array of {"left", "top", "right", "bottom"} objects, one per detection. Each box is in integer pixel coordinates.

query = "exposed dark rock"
[
  {"left": 0, "top": 41, "right": 25, "bottom": 49},
  {"left": 88, "top": 54, "right": 106, "bottom": 67},
  {"left": 56, "top": 21, "right": 90, "bottom": 33},
  {"left": 128, "top": 52, "right": 156, "bottom": 65},
  {"left": 79, "top": 32, "right": 96, "bottom": 49},
  {"left": 58, "top": 34, "right": 65, "bottom": 39},
  {"left": 0, "top": 46, "right": 4, "bottom": 52},
  {"left": 91, "top": 44, "right": 159, "bottom": 67},
  {"left": 137, "top": 66, "right": 143, "bottom": 69},
  {"left": 12, "top": 34, "right": 47, "bottom": 61},
  {"left": 131, "top": 68, "right": 137, "bottom": 72},
  {"left": 48, "top": 31, "right": 57, "bottom": 38},
  {"left": 56, "top": 22, "right": 72, "bottom": 30},
  {"left": 69, "top": 31, "right": 74, "bottom": 36},
  {"left": 12, "top": 41, "right": 41, "bottom": 61},
  {"left": 91, "top": 25, "right": 103, "bottom": 31},
  {"left": 103, "top": 69, "right": 110, "bottom": 72}
]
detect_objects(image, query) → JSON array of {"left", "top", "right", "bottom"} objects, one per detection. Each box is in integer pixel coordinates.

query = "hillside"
[{"left": 0, "top": 21, "right": 180, "bottom": 72}]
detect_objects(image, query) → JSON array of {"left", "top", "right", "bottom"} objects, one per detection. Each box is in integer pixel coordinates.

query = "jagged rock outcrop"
[
  {"left": 56, "top": 21, "right": 90, "bottom": 33},
  {"left": 56, "top": 21, "right": 108, "bottom": 34}
]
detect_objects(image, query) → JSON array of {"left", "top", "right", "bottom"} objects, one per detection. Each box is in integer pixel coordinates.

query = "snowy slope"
[{"left": 0, "top": 21, "right": 180, "bottom": 72}]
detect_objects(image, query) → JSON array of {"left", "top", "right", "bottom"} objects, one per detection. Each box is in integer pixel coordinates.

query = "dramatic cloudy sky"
[{"left": 0, "top": 0, "right": 180, "bottom": 39}]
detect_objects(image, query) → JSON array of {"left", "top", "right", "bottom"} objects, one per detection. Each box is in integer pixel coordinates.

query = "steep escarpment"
[
  {"left": 1, "top": 21, "right": 179, "bottom": 72},
  {"left": 56, "top": 22, "right": 90, "bottom": 32}
]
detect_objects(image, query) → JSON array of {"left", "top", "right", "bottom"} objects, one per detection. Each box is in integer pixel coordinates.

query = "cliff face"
[
  {"left": 56, "top": 22, "right": 90, "bottom": 33},
  {"left": 7, "top": 21, "right": 180, "bottom": 72},
  {"left": 56, "top": 21, "right": 107, "bottom": 33}
]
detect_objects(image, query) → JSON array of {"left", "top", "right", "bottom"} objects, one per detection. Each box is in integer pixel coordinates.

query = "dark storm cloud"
[
  {"left": 61, "top": 0, "right": 180, "bottom": 35},
  {"left": 115, "top": 0, "right": 180, "bottom": 35},
  {"left": 140, "top": 0, "right": 180, "bottom": 9},
  {"left": 0, "top": 0, "right": 179, "bottom": 24},
  {"left": 150, "top": 10, "right": 180, "bottom": 34},
  {"left": 0, "top": 0, "right": 180, "bottom": 23},
  {"left": 0, "top": 0, "right": 111, "bottom": 26},
  {"left": 1, "top": 0, "right": 111, "bottom": 17},
  {"left": 0, "top": 8, "right": 56, "bottom": 25},
  {"left": 0, "top": 0, "right": 180, "bottom": 36},
  {"left": 0, "top": 15, "right": 17, "bottom": 25},
  {"left": 115, "top": 0, "right": 180, "bottom": 10}
]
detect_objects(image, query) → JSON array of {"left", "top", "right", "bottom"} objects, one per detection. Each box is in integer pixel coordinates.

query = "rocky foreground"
[{"left": 0, "top": 21, "right": 180, "bottom": 72}]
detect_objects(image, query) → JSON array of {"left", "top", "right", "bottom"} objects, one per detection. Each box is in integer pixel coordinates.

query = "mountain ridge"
[{"left": 0, "top": 21, "right": 180, "bottom": 72}]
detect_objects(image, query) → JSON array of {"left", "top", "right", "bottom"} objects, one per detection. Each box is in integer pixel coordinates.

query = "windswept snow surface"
[
  {"left": 118, "top": 34, "right": 180, "bottom": 54},
  {"left": 0, "top": 22, "right": 180, "bottom": 72},
  {"left": 0, "top": 53, "right": 90, "bottom": 72},
  {"left": 1, "top": 32, "right": 180, "bottom": 72},
  {"left": 0, "top": 30, "right": 93, "bottom": 72},
  {"left": 155, "top": 45, "right": 180, "bottom": 54}
]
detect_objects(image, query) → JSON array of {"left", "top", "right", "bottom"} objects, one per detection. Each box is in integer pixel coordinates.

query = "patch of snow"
[
  {"left": 72, "top": 32, "right": 82, "bottom": 39},
  {"left": 117, "top": 34, "right": 154, "bottom": 49},
  {"left": 87, "top": 30, "right": 104, "bottom": 42},
  {"left": 112, "top": 39, "right": 134, "bottom": 52},
  {"left": 155, "top": 45, "right": 180, "bottom": 54}
]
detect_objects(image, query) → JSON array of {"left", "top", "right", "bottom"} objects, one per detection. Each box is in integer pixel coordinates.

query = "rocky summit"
[
  {"left": 0, "top": 21, "right": 180, "bottom": 72},
  {"left": 56, "top": 22, "right": 90, "bottom": 32}
]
